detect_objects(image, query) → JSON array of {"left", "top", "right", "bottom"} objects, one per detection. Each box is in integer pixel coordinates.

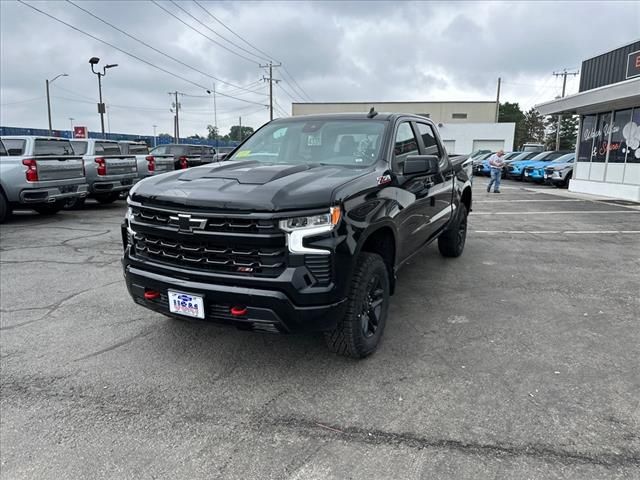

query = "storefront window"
[
  {"left": 592, "top": 112, "right": 611, "bottom": 162},
  {"left": 623, "top": 107, "right": 640, "bottom": 163},
  {"left": 608, "top": 109, "right": 632, "bottom": 163},
  {"left": 577, "top": 114, "right": 597, "bottom": 162}
]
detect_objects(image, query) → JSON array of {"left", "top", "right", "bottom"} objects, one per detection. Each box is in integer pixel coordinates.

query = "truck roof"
[
  {"left": 0, "top": 135, "right": 72, "bottom": 141},
  {"left": 270, "top": 112, "right": 427, "bottom": 123}
]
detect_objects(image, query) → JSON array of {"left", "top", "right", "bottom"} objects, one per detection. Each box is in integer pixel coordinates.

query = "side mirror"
[{"left": 404, "top": 155, "right": 439, "bottom": 175}]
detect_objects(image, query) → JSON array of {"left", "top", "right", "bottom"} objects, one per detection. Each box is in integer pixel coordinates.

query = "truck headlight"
[
  {"left": 279, "top": 207, "right": 341, "bottom": 255},
  {"left": 279, "top": 207, "right": 341, "bottom": 231}
]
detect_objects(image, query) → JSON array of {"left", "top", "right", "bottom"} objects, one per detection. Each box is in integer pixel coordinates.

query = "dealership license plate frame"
[{"left": 168, "top": 290, "right": 205, "bottom": 319}]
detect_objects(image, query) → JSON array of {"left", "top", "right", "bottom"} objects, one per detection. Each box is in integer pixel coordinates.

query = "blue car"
[
  {"left": 505, "top": 150, "right": 570, "bottom": 180},
  {"left": 524, "top": 153, "right": 576, "bottom": 182}
]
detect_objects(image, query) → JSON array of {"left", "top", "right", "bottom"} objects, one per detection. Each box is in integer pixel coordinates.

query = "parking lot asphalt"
[{"left": 1, "top": 179, "right": 639, "bottom": 480}]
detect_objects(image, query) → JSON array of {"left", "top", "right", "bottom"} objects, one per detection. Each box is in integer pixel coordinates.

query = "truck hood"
[{"left": 130, "top": 160, "right": 372, "bottom": 211}]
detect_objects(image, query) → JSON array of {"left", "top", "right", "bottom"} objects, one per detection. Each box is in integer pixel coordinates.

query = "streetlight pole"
[
  {"left": 152, "top": 124, "right": 158, "bottom": 147},
  {"left": 69, "top": 117, "right": 74, "bottom": 138},
  {"left": 89, "top": 57, "right": 118, "bottom": 137},
  {"left": 46, "top": 73, "right": 68, "bottom": 135}
]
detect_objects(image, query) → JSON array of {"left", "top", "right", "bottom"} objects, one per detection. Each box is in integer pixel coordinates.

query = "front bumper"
[
  {"left": 124, "top": 264, "right": 347, "bottom": 333},
  {"left": 19, "top": 183, "right": 89, "bottom": 204}
]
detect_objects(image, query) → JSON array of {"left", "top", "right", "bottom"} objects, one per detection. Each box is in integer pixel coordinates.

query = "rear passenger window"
[
  {"left": 393, "top": 122, "right": 419, "bottom": 172},
  {"left": 188, "top": 146, "right": 203, "bottom": 156},
  {"left": 416, "top": 123, "right": 441, "bottom": 156},
  {"left": 0, "top": 141, "right": 7, "bottom": 156}
]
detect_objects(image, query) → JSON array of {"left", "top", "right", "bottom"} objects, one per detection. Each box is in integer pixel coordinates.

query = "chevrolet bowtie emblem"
[{"left": 169, "top": 214, "right": 207, "bottom": 232}]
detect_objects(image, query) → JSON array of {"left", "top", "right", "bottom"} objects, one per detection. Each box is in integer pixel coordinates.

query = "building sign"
[
  {"left": 627, "top": 50, "right": 640, "bottom": 79},
  {"left": 73, "top": 126, "right": 88, "bottom": 139}
]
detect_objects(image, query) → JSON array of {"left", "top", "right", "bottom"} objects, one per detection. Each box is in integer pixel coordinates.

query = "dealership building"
[
  {"left": 292, "top": 101, "right": 515, "bottom": 154},
  {"left": 536, "top": 40, "right": 640, "bottom": 202}
]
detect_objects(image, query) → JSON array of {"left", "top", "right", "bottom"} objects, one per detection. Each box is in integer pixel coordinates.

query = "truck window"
[
  {"left": 128, "top": 144, "right": 149, "bottom": 155},
  {"left": 150, "top": 146, "right": 167, "bottom": 155},
  {"left": 96, "top": 142, "right": 122, "bottom": 156},
  {"left": 393, "top": 122, "right": 419, "bottom": 172},
  {"left": 0, "top": 141, "right": 7, "bottom": 156},
  {"left": 188, "top": 146, "right": 203, "bottom": 156},
  {"left": 2, "top": 139, "right": 26, "bottom": 156},
  {"left": 34, "top": 139, "right": 74, "bottom": 156},
  {"left": 71, "top": 141, "right": 88, "bottom": 155},
  {"left": 415, "top": 123, "right": 441, "bottom": 156},
  {"left": 229, "top": 120, "right": 385, "bottom": 166}
]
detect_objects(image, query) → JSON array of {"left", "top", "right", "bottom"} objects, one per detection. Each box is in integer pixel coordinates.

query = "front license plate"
[
  {"left": 168, "top": 290, "right": 205, "bottom": 319},
  {"left": 524, "top": 171, "right": 529, "bottom": 176}
]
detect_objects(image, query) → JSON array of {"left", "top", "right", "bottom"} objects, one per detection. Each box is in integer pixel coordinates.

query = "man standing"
[{"left": 487, "top": 150, "right": 505, "bottom": 193}]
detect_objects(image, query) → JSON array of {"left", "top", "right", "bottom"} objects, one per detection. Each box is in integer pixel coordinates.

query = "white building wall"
[
  {"left": 435, "top": 122, "right": 516, "bottom": 154},
  {"left": 292, "top": 102, "right": 498, "bottom": 123}
]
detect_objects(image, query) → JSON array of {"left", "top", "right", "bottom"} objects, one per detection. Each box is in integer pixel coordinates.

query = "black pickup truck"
[{"left": 122, "top": 113, "right": 472, "bottom": 357}]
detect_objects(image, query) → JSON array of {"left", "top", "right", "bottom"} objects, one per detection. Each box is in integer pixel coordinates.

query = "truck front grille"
[
  {"left": 129, "top": 205, "right": 287, "bottom": 277},
  {"left": 133, "top": 232, "right": 286, "bottom": 277},
  {"left": 132, "top": 205, "right": 280, "bottom": 234}
]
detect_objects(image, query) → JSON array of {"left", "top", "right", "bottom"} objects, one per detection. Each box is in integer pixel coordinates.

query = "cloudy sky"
[{"left": 1, "top": 1, "right": 638, "bottom": 138}]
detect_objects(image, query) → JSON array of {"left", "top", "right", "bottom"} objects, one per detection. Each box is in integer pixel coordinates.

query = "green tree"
[
  {"left": 522, "top": 108, "right": 545, "bottom": 145},
  {"left": 227, "top": 125, "right": 254, "bottom": 142},
  {"left": 158, "top": 133, "right": 172, "bottom": 140},
  {"left": 544, "top": 115, "right": 578, "bottom": 150},
  {"left": 498, "top": 102, "right": 526, "bottom": 150},
  {"left": 206, "top": 125, "right": 219, "bottom": 140}
]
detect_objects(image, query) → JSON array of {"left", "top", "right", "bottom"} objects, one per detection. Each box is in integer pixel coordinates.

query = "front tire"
[
  {"left": 325, "top": 252, "right": 390, "bottom": 358},
  {"left": 438, "top": 204, "right": 468, "bottom": 258}
]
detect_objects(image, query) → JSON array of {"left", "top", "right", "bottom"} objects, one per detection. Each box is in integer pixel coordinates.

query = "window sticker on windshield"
[
  {"left": 236, "top": 150, "right": 251, "bottom": 158},
  {"left": 307, "top": 135, "right": 321, "bottom": 146}
]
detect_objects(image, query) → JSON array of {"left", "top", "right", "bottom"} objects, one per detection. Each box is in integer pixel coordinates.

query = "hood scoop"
[{"left": 178, "top": 161, "right": 313, "bottom": 185}]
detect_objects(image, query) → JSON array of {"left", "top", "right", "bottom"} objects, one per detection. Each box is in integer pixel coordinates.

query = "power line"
[
  {"left": 281, "top": 67, "right": 313, "bottom": 102},
  {"left": 152, "top": 0, "right": 258, "bottom": 65},
  {"left": 17, "top": 1, "right": 267, "bottom": 107},
  {"left": 192, "top": 0, "right": 312, "bottom": 102},
  {"left": 0, "top": 96, "right": 44, "bottom": 106},
  {"left": 65, "top": 0, "right": 258, "bottom": 95},
  {"left": 193, "top": 0, "right": 275, "bottom": 61},
  {"left": 186, "top": 0, "right": 272, "bottom": 63}
]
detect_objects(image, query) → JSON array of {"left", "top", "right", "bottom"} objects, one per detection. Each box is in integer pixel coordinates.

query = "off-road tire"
[
  {"left": 33, "top": 202, "right": 63, "bottom": 216},
  {"left": 325, "top": 252, "right": 390, "bottom": 358},
  {"left": 438, "top": 204, "right": 468, "bottom": 258},
  {"left": 63, "top": 196, "right": 86, "bottom": 210},
  {"left": 95, "top": 192, "right": 120, "bottom": 204}
]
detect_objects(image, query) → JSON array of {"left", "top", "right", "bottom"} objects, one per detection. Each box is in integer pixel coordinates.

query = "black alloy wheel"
[{"left": 360, "top": 275, "right": 385, "bottom": 338}]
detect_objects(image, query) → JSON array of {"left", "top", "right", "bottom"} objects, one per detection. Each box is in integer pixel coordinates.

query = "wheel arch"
[{"left": 356, "top": 224, "right": 397, "bottom": 295}]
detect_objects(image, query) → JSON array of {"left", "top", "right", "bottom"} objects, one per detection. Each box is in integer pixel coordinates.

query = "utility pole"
[
  {"left": 239, "top": 116, "right": 242, "bottom": 141},
  {"left": 169, "top": 91, "right": 181, "bottom": 143},
  {"left": 88, "top": 57, "right": 117, "bottom": 138},
  {"left": 45, "top": 73, "right": 68, "bottom": 135},
  {"left": 260, "top": 62, "right": 281, "bottom": 121},
  {"left": 69, "top": 117, "right": 74, "bottom": 138},
  {"left": 552, "top": 69, "right": 579, "bottom": 150},
  {"left": 495, "top": 77, "right": 501, "bottom": 122},
  {"left": 152, "top": 124, "right": 158, "bottom": 147}
]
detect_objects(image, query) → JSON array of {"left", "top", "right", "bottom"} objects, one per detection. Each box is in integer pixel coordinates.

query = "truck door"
[
  {"left": 415, "top": 122, "right": 453, "bottom": 237},
  {"left": 392, "top": 121, "right": 439, "bottom": 261}
]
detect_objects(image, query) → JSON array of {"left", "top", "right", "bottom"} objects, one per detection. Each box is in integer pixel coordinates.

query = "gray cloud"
[{"left": 1, "top": 0, "right": 638, "bottom": 137}]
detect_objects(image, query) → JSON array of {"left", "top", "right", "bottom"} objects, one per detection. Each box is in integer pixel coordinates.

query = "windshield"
[
  {"left": 503, "top": 152, "right": 521, "bottom": 160},
  {"left": 128, "top": 144, "right": 149, "bottom": 155},
  {"left": 228, "top": 119, "right": 387, "bottom": 166}
]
